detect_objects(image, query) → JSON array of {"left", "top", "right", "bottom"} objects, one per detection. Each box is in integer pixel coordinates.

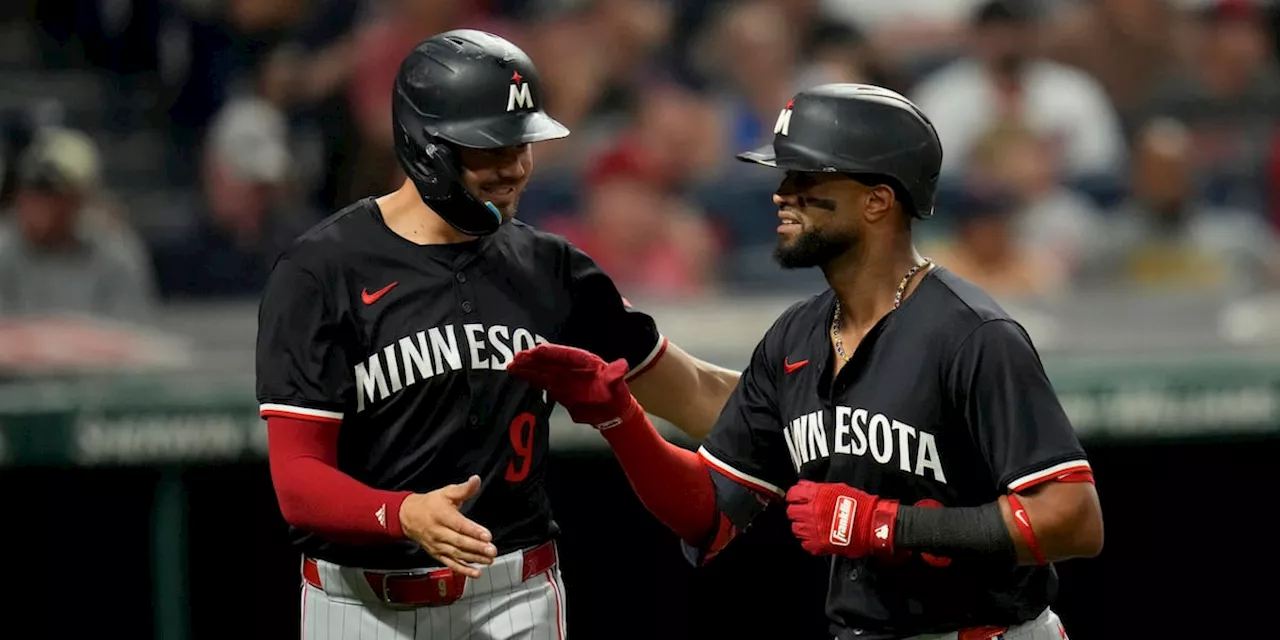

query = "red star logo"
[
  {"left": 786, "top": 98, "right": 795, "bottom": 110},
  {"left": 511, "top": 71, "right": 523, "bottom": 83}
]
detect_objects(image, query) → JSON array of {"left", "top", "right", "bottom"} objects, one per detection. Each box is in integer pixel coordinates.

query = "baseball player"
[
  {"left": 255, "top": 30, "right": 740, "bottom": 640},
  {"left": 506, "top": 84, "right": 1104, "bottom": 640}
]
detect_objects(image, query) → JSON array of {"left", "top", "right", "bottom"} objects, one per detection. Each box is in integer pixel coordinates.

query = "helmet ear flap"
[
  {"left": 392, "top": 120, "right": 503, "bottom": 236},
  {"left": 396, "top": 126, "right": 460, "bottom": 202}
]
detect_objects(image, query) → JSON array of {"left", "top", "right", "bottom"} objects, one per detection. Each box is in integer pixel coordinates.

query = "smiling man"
[
  {"left": 506, "top": 84, "right": 1104, "bottom": 640},
  {"left": 255, "top": 29, "right": 739, "bottom": 640}
]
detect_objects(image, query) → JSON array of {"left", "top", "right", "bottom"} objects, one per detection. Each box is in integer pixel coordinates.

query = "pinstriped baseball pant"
[
  {"left": 834, "top": 608, "right": 1068, "bottom": 640},
  {"left": 902, "top": 607, "right": 1067, "bottom": 640},
  {"left": 300, "top": 544, "right": 567, "bottom": 640}
]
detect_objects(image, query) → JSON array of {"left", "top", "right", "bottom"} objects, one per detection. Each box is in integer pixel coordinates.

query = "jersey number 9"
[{"left": 505, "top": 412, "right": 537, "bottom": 482}]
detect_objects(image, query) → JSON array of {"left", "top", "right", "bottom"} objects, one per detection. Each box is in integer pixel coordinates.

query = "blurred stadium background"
[{"left": 0, "top": 0, "right": 1278, "bottom": 637}]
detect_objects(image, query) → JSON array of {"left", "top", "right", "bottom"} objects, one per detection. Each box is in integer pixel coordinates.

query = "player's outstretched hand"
[
  {"left": 507, "top": 344, "right": 637, "bottom": 430},
  {"left": 399, "top": 475, "right": 498, "bottom": 578}
]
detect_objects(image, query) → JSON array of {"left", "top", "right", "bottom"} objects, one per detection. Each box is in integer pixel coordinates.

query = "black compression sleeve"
[{"left": 895, "top": 502, "right": 1017, "bottom": 562}]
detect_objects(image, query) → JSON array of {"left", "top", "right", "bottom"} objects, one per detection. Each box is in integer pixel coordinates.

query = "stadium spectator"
[
  {"left": 967, "top": 122, "right": 1108, "bottom": 280},
  {"left": 1083, "top": 117, "right": 1280, "bottom": 293},
  {"left": 0, "top": 126, "right": 156, "bottom": 321},
  {"left": 698, "top": 0, "right": 806, "bottom": 156},
  {"left": 540, "top": 145, "right": 721, "bottom": 299},
  {"left": 251, "top": 0, "right": 368, "bottom": 211},
  {"left": 606, "top": 81, "right": 725, "bottom": 192},
  {"left": 925, "top": 184, "right": 1067, "bottom": 299},
  {"left": 795, "top": 20, "right": 891, "bottom": 90},
  {"left": 1043, "top": 0, "right": 1181, "bottom": 134},
  {"left": 514, "top": 1, "right": 677, "bottom": 176},
  {"left": 148, "top": 97, "right": 314, "bottom": 300},
  {"left": 910, "top": 0, "right": 1126, "bottom": 180},
  {"left": 1141, "top": 0, "right": 1280, "bottom": 214}
]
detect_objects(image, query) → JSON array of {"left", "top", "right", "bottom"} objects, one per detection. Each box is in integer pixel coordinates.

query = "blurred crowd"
[{"left": 1, "top": 0, "right": 1280, "bottom": 325}]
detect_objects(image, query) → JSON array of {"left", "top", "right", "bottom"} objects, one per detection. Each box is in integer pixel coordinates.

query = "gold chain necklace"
[{"left": 831, "top": 258, "right": 931, "bottom": 363}]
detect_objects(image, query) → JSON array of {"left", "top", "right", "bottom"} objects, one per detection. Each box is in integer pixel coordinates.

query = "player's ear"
[{"left": 862, "top": 184, "right": 896, "bottom": 224}]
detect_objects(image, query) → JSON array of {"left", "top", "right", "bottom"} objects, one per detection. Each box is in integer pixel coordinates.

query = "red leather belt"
[
  {"left": 957, "top": 627, "right": 1008, "bottom": 640},
  {"left": 303, "top": 541, "right": 557, "bottom": 607}
]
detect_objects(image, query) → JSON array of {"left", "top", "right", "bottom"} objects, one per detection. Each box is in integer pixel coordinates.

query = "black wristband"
[{"left": 894, "top": 502, "right": 1016, "bottom": 563}]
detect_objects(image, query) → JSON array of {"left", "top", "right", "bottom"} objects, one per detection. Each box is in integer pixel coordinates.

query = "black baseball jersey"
[
  {"left": 695, "top": 267, "right": 1091, "bottom": 639},
  {"left": 255, "top": 197, "right": 666, "bottom": 569}
]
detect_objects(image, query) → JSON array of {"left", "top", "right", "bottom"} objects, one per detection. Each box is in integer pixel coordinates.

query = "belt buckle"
[
  {"left": 426, "top": 568, "right": 463, "bottom": 605},
  {"left": 378, "top": 574, "right": 398, "bottom": 605},
  {"left": 373, "top": 568, "right": 462, "bottom": 607}
]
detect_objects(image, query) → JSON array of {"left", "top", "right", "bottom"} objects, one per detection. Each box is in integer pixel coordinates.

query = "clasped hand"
[
  {"left": 398, "top": 475, "right": 498, "bottom": 578},
  {"left": 398, "top": 344, "right": 633, "bottom": 579}
]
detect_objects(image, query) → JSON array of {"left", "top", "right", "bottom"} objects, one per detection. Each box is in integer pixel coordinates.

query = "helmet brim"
[
  {"left": 435, "top": 112, "right": 570, "bottom": 149},
  {"left": 735, "top": 143, "right": 779, "bottom": 167},
  {"left": 735, "top": 141, "right": 838, "bottom": 173}
]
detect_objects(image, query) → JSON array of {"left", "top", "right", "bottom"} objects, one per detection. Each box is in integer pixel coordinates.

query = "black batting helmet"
[
  {"left": 392, "top": 29, "right": 569, "bottom": 236},
  {"left": 737, "top": 84, "right": 943, "bottom": 218}
]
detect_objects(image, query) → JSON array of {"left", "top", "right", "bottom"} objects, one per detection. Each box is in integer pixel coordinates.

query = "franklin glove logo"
[
  {"left": 829, "top": 495, "right": 855, "bottom": 546},
  {"left": 594, "top": 416, "right": 623, "bottom": 431}
]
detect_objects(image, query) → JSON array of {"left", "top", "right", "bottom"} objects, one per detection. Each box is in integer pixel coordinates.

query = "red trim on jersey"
[
  {"left": 1054, "top": 469, "right": 1095, "bottom": 485},
  {"left": 697, "top": 449, "right": 784, "bottom": 497},
  {"left": 268, "top": 416, "right": 412, "bottom": 540},
  {"left": 598, "top": 398, "right": 717, "bottom": 545},
  {"left": 1008, "top": 461, "right": 1093, "bottom": 493},
  {"left": 625, "top": 336, "right": 669, "bottom": 382},
  {"left": 261, "top": 407, "right": 342, "bottom": 425}
]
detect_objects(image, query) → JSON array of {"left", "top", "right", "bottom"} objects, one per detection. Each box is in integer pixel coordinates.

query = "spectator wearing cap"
[
  {"left": 150, "top": 97, "right": 316, "bottom": 300},
  {"left": 0, "top": 127, "right": 157, "bottom": 322},
  {"left": 925, "top": 183, "right": 1067, "bottom": 299},
  {"left": 539, "top": 145, "right": 722, "bottom": 299},
  {"left": 910, "top": 0, "right": 1126, "bottom": 181}
]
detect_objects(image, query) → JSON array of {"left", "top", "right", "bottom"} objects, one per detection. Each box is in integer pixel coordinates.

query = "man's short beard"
[
  {"left": 471, "top": 192, "right": 519, "bottom": 220},
  {"left": 773, "top": 226, "right": 855, "bottom": 269},
  {"left": 497, "top": 201, "right": 519, "bottom": 220}
]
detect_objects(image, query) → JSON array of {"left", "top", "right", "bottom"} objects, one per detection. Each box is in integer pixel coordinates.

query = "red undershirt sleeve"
[
  {"left": 599, "top": 401, "right": 718, "bottom": 545},
  {"left": 267, "top": 416, "right": 413, "bottom": 542}
]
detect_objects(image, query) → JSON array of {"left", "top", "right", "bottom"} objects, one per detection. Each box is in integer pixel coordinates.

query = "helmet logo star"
[
  {"left": 775, "top": 100, "right": 795, "bottom": 136},
  {"left": 507, "top": 71, "right": 533, "bottom": 111}
]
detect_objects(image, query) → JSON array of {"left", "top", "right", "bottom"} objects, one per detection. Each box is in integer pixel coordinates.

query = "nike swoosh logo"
[
  {"left": 361, "top": 282, "right": 399, "bottom": 305},
  {"left": 1014, "top": 509, "right": 1030, "bottom": 527},
  {"left": 783, "top": 358, "right": 809, "bottom": 374}
]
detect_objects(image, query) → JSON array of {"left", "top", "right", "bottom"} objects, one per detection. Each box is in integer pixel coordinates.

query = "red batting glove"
[
  {"left": 785, "top": 481, "right": 901, "bottom": 558},
  {"left": 506, "top": 344, "right": 639, "bottom": 430}
]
